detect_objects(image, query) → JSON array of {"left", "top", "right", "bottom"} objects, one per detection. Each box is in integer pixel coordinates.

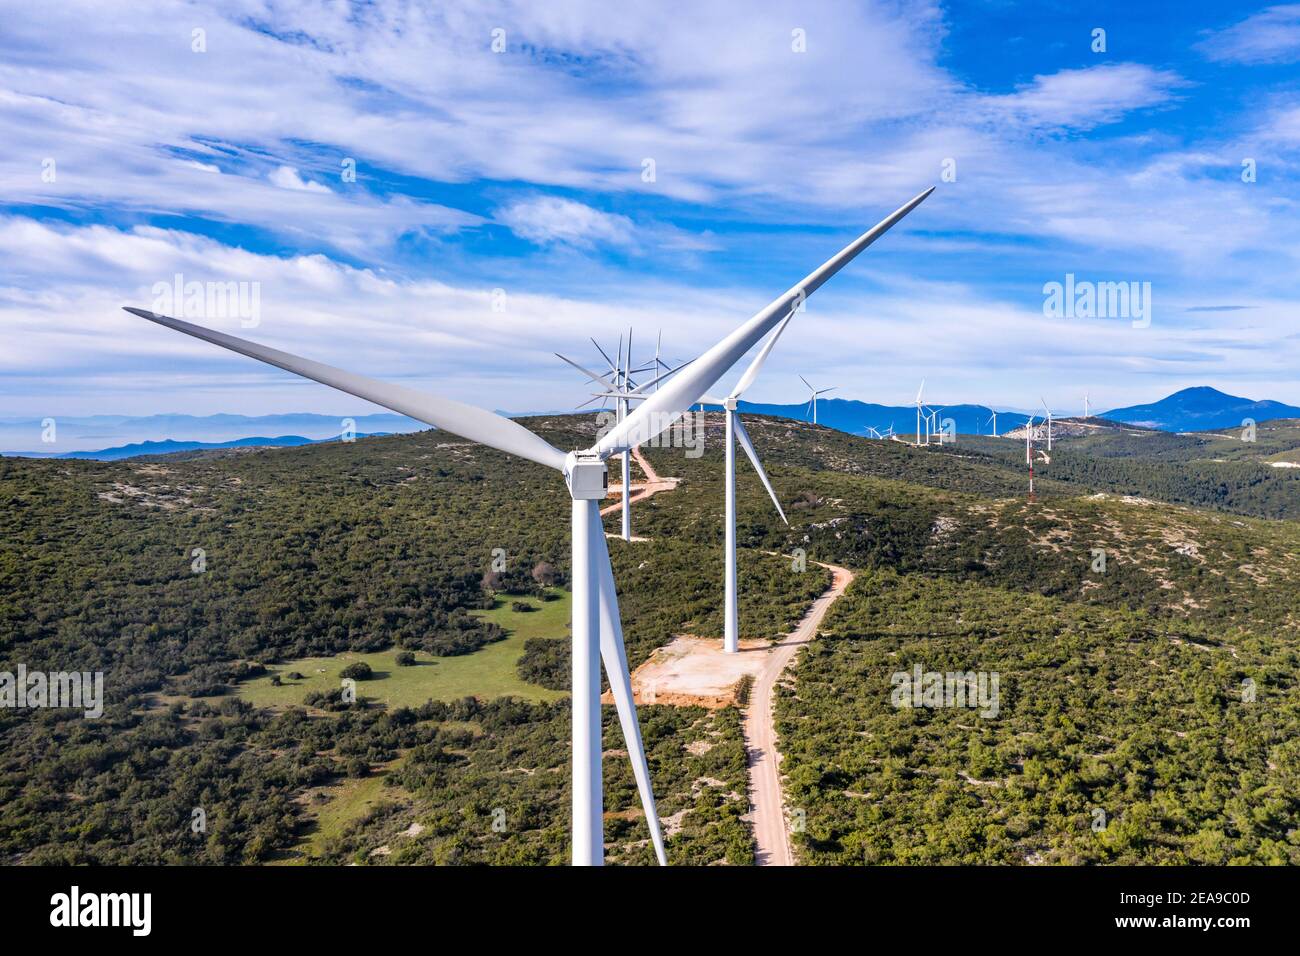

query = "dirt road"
[
  {"left": 745, "top": 560, "right": 854, "bottom": 866},
  {"left": 600, "top": 446, "right": 679, "bottom": 524},
  {"left": 595, "top": 448, "right": 852, "bottom": 866}
]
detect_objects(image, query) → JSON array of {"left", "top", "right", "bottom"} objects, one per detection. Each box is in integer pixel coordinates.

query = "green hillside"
[{"left": 1, "top": 412, "right": 1296, "bottom": 864}]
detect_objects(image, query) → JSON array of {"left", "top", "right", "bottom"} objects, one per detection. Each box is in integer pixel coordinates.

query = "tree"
[{"left": 340, "top": 661, "right": 373, "bottom": 681}]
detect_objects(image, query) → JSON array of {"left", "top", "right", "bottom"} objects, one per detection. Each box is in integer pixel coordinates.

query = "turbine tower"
[
  {"left": 800, "top": 374, "right": 836, "bottom": 425},
  {"left": 914, "top": 379, "right": 926, "bottom": 445},
  {"left": 123, "top": 186, "right": 935, "bottom": 866},
  {"left": 1083, "top": 392, "right": 1091, "bottom": 419},
  {"left": 702, "top": 317, "right": 793, "bottom": 654},
  {"left": 1024, "top": 413, "right": 1037, "bottom": 500}
]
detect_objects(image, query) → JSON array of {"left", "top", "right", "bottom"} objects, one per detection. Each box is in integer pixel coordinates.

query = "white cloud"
[
  {"left": 1198, "top": 5, "right": 1300, "bottom": 64},
  {"left": 2, "top": 2, "right": 1299, "bottom": 416},
  {"left": 268, "top": 164, "right": 331, "bottom": 193},
  {"left": 2, "top": 216, "right": 1298, "bottom": 421},
  {"left": 978, "top": 64, "right": 1185, "bottom": 131},
  {"left": 496, "top": 196, "right": 633, "bottom": 248}
]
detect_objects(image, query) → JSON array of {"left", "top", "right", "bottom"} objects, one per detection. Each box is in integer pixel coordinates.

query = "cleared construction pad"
[{"left": 606, "top": 635, "right": 773, "bottom": 709}]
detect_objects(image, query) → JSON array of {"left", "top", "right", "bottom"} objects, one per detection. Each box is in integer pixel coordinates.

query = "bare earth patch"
[{"left": 607, "top": 635, "right": 771, "bottom": 709}]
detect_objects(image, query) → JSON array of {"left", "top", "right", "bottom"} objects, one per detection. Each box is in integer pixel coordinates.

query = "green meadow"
[{"left": 239, "top": 589, "right": 570, "bottom": 709}]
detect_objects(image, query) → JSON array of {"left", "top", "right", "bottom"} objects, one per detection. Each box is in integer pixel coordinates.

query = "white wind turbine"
[
  {"left": 914, "top": 379, "right": 926, "bottom": 444},
  {"left": 700, "top": 316, "right": 793, "bottom": 654},
  {"left": 123, "top": 186, "right": 935, "bottom": 866},
  {"left": 1083, "top": 392, "right": 1091, "bottom": 419},
  {"left": 800, "top": 374, "right": 836, "bottom": 425},
  {"left": 557, "top": 332, "right": 680, "bottom": 542},
  {"left": 986, "top": 409, "right": 998, "bottom": 437},
  {"left": 1039, "top": 396, "right": 1054, "bottom": 450},
  {"left": 925, "top": 405, "right": 945, "bottom": 444}
]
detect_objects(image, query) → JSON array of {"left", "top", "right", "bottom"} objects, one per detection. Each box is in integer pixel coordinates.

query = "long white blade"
[
  {"left": 594, "top": 187, "right": 934, "bottom": 457},
  {"left": 733, "top": 415, "right": 787, "bottom": 525},
  {"left": 798, "top": 373, "right": 815, "bottom": 392},
  {"left": 124, "top": 308, "right": 567, "bottom": 471},
  {"left": 915, "top": 378, "right": 925, "bottom": 404},
  {"left": 592, "top": 517, "right": 668, "bottom": 866},
  {"left": 591, "top": 337, "right": 617, "bottom": 374},
  {"left": 557, "top": 352, "right": 614, "bottom": 388},
  {"left": 729, "top": 314, "right": 793, "bottom": 400}
]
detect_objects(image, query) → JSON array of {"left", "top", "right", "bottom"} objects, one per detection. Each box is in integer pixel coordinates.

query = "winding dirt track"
[
  {"left": 745, "top": 561, "right": 854, "bottom": 866},
  {"left": 598, "top": 447, "right": 853, "bottom": 865},
  {"left": 600, "top": 446, "right": 679, "bottom": 530}
]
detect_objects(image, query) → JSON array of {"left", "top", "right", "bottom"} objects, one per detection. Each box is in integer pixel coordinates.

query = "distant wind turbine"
[
  {"left": 987, "top": 409, "right": 998, "bottom": 438},
  {"left": 800, "top": 374, "right": 836, "bottom": 425},
  {"left": 914, "top": 379, "right": 926, "bottom": 445},
  {"left": 1040, "top": 396, "right": 1054, "bottom": 450},
  {"left": 557, "top": 332, "right": 682, "bottom": 541}
]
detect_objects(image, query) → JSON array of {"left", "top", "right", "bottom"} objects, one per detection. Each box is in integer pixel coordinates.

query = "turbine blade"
[
  {"left": 592, "top": 516, "right": 668, "bottom": 866},
  {"left": 557, "top": 353, "right": 614, "bottom": 388},
  {"left": 730, "top": 313, "right": 793, "bottom": 399},
  {"left": 124, "top": 308, "right": 566, "bottom": 471},
  {"left": 734, "top": 415, "right": 787, "bottom": 524},
  {"left": 591, "top": 337, "right": 617, "bottom": 374},
  {"left": 625, "top": 358, "right": 692, "bottom": 397},
  {"left": 916, "top": 379, "right": 925, "bottom": 403},
  {"left": 798, "top": 373, "right": 814, "bottom": 392},
  {"left": 595, "top": 187, "right": 934, "bottom": 457}
]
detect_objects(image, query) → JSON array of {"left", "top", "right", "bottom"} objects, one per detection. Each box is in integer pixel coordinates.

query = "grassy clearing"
[{"left": 238, "top": 590, "right": 570, "bottom": 708}]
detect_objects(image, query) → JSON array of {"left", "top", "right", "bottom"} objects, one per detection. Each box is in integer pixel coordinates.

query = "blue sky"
[{"left": 2, "top": 0, "right": 1298, "bottom": 421}]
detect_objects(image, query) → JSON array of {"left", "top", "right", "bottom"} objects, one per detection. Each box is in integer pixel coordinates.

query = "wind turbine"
[
  {"left": 557, "top": 332, "right": 678, "bottom": 541},
  {"left": 122, "top": 186, "right": 934, "bottom": 866},
  {"left": 926, "top": 406, "right": 945, "bottom": 444},
  {"left": 987, "top": 409, "right": 998, "bottom": 437},
  {"left": 1039, "top": 396, "right": 1054, "bottom": 450},
  {"left": 1024, "top": 413, "right": 1038, "bottom": 500},
  {"left": 702, "top": 317, "right": 793, "bottom": 654},
  {"left": 800, "top": 375, "right": 836, "bottom": 425},
  {"left": 1083, "top": 392, "right": 1091, "bottom": 419},
  {"left": 914, "top": 380, "right": 926, "bottom": 445},
  {"left": 863, "top": 425, "right": 883, "bottom": 439}
]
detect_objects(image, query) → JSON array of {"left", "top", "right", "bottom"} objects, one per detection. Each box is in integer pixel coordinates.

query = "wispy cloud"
[
  {"left": 1198, "top": 5, "right": 1300, "bottom": 64},
  {"left": 977, "top": 64, "right": 1186, "bottom": 131},
  {"left": 1, "top": 0, "right": 1299, "bottom": 415},
  {"left": 496, "top": 196, "right": 633, "bottom": 248}
]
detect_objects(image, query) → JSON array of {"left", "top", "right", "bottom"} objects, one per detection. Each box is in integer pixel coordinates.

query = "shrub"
[{"left": 340, "top": 661, "right": 373, "bottom": 681}]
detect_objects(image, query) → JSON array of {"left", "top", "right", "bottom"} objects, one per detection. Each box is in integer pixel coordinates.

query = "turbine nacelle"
[{"left": 564, "top": 451, "right": 609, "bottom": 499}]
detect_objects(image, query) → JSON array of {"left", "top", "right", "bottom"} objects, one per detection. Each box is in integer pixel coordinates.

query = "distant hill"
[
  {"left": 727, "top": 398, "right": 1033, "bottom": 437},
  {"left": 1102, "top": 386, "right": 1300, "bottom": 431},
  {"left": 3, "top": 433, "right": 388, "bottom": 461},
  {"left": 0, "top": 412, "right": 423, "bottom": 455}
]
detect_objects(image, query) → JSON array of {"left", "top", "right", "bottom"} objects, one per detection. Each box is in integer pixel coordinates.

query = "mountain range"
[
  {"left": 4, "top": 387, "right": 1296, "bottom": 459},
  {"left": 1100, "top": 387, "right": 1300, "bottom": 432}
]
